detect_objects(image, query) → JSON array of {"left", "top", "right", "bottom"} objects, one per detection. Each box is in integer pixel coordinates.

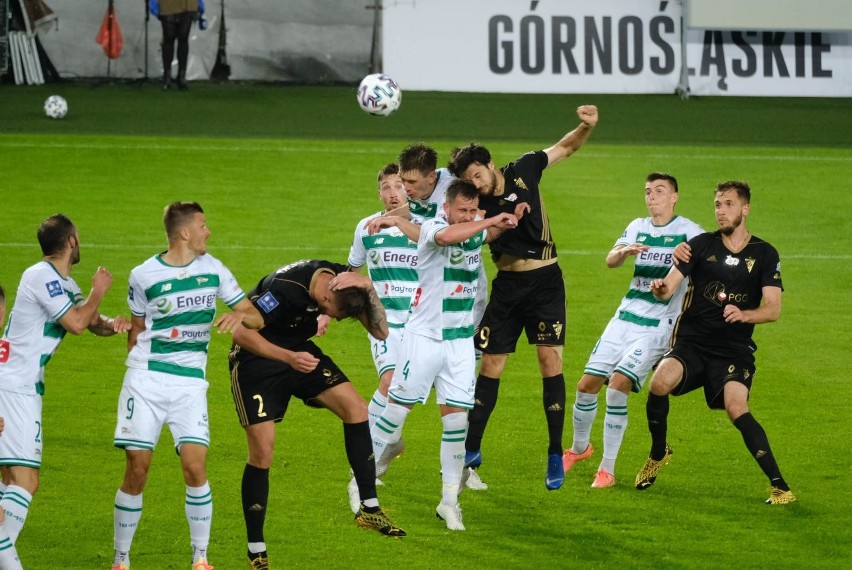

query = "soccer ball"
[
  {"left": 44, "top": 95, "right": 68, "bottom": 119},
  {"left": 357, "top": 73, "right": 402, "bottom": 117}
]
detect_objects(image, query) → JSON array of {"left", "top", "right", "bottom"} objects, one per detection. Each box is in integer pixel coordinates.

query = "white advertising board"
[{"left": 383, "top": 0, "right": 852, "bottom": 96}]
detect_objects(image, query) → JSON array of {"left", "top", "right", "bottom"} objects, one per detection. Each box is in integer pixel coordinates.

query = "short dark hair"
[
  {"left": 163, "top": 202, "right": 204, "bottom": 240},
  {"left": 716, "top": 180, "right": 751, "bottom": 204},
  {"left": 447, "top": 143, "right": 492, "bottom": 177},
  {"left": 445, "top": 179, "right": 480, "bottom": 204},
  {"left": 334, "top": 286, "right": 369, "bottom": 319},
  {"left": 398, "top": 144, "right": 437, "bottom": 174},
  {"left": 37, "top": 214, "right": 76, "bottom": 256},
  {"left": 0, "top": 284, "right": 5, "bottom": 302},
  {"left": 647, "top": 172, "right": 679, "bottom": 193},
  {"left": 377, "top": 162, "right": 399, "bottom": 182}
]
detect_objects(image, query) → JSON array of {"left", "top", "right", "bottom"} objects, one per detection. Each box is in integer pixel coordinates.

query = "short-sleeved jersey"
[
  {"left": 408, "top": 168, "right": 454, "bottom": 224},
  {"left": 673, "top": 231, "right": 782, "bottom": 352},
  {"left": 240, "top": 260, "right": 348, "bottom": 351},
  {"left": 613, "top": 215, "right": 703, "bottom": 328},
  {"left": 126, "top": 253, "right": 246, "bottom": 380},
  {"left": 405, "top": 218, "right": 485, "bottom": 341},
  {"left": 0, "top": 261, "right": 83, "bottom": 395},
  {"left": 348, "top": 211, "right": 418, "bottom": 329},
  {"left": 478, "top": 151, "right": 552, "bottom": 262}
]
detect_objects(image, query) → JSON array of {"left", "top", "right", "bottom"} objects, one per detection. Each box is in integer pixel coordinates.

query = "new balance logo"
[
  {"left": 161, "top": 283, "right": 172, "bottom": 292},
  {"left": 196, "top": 276, "right": 209, "bottom": 285}
]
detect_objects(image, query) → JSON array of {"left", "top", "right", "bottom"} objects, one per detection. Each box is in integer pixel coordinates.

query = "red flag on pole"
[{"left": 95, "top": 2, "right": 123, "bottom": 59}]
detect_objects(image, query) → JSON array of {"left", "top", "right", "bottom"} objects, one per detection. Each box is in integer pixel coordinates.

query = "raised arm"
[
  {"left": 57, "top": 266, "right": 113, "bottom": 335},
  {"left": 439, "top": 213, "right": 518, "bottom": 246},
  {"left": 329, "top": 272, "right": 389, "bottom": 340},
  {"left": 544, "top": 105, "right": 598, "bottom": 167},
  {"left": 365, "top": 215, "right": 421, "bottom": 243}
]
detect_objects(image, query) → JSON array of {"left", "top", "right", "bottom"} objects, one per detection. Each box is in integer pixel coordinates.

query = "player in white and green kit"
[
  {"left": 366, "top": 180, "right": 518, "bottom": 531},
  {"left": 0, "top": 214, "right": 129, "bottom": 569},
  {"left": 348, "top": 164, "right": 417, "bottom": 431},
  {"left": 563, "top": 173, "right": 702, "bottom": 488},
  {"left": 111, "top": 202, "right": 262, "bottom": 570}
]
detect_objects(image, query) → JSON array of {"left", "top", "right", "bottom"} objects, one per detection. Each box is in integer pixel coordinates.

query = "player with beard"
[
  {"left": 634, "top": 181, "right": 795, "bottom": 505},
  {"left": 447, "top": 105, "right": 598, "bottom": 490},
  {"left": 0, "top": 214, "right": 129, "bottom": 566}
]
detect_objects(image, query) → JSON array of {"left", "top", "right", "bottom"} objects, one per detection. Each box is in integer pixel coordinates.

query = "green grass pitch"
[{"left": 0, "top": 83, "right": 850, "bottom": 569}]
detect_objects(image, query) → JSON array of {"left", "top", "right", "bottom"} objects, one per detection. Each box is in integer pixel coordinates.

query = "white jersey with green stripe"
[
  {"left": 126, "top": 253, "right": 246, "bottom": 380},
  {"left": 408, "top": 168, "right": 453, "bottom": 223},
  {"left": 614, "top": 215, "right": 703, "bottom": 327},
  {"left": 405, "top": 218, "right": 485, "bottom": 341},
  {"left": 348, "top": 211, "right": 418, "bottom": 328},
  {"left": 0, "top": 261, "right": 83, "bottom": 395}
]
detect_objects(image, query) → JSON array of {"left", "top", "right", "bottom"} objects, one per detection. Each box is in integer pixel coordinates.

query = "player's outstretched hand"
[
  {"left": 316, "top": 314, "right": 331, "bottom": 336},
  {"left": 577, "top": 105, "right": 598, "bottom": 127},
  {"left": 111, "top": 315, "right": 132, "bottom": 333},
  {"left": 514, "top": 202, "right": 531, "bottom": 221},
  {"left": 365, "top": 216, "right": 396, "bottom": 236},
  {"left": 492, "top": 212, "right": 519, "bottom": 230},
  {"left": 649, "top": 278, "right": 669, "bottom": 299},
  {"left": 330, "top": 271, "right": 371, "bottom": 292},
  {"left": 215, "top": 311, "right": 247, "bottom": 333},
  {"left": 673, "top": 242, "right": 692, "bottom": 265},
  {"left": 286, "top": 350, "right": 320, "bottom": 373},
  {"left": 92, "top": 266, "right": 114, "bottom": 294}
]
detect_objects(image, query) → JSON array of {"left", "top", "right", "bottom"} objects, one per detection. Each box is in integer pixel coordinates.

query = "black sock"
[
  {"left": 344, "top": 421, "right": 377, "bottom": 503},
  {"left": 733, "top": 412, "right": 787, "bottom": 489},
  {"left": 542, "top": 374, "right": 566, "bottom": 455},
  {"left": 465, "top": 375, "right": 500, "bottom": 453},
  {"left": 646, "top": 393, "right": 670, "bottom": 460},
  {"left": 242, "top": 463, "right": 269, "bottom": 543}
]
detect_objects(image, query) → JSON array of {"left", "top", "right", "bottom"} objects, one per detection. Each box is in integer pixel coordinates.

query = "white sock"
[
  {"left": 0, "top": 486, "right": 31, "bottom": 544},
  {"left": 572, "top": 391, "right": 598, "bottom": 454},
  {"left": 371, "top": 402, "right": 410, "bottom": 463},
  {"left": 600, "top": 388, "right": 629, "bottom": 475},
  {"left": 367, "top": 390, "right": 388, "bottom": 431},
  {"left": 114, "top": 489, "right": 142, "bottom": 555},
  {"left": 440, "top": 412, "right": 468, "bottom": 489},
  {"left": 186, "top": 482, "right": 213, "bottom": 561},
  {"left": 0, "top": 524, "right": 22, "bottom": 570}
]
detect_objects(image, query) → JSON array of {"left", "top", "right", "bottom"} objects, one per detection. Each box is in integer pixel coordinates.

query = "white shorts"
[
  {"left": 388, "top": 332, "right": 476, "bottom": 409},
  {"left": 583, "top": 317, "right": 673, "bottom": 392},
  {"left": 368, "top": 326, "right": 404, "bottom": 379},
  {"left": 0, "top": 389, "right": 43, "bottom": 468},
  {"left": 113, "top": 368, "right": 210, "bottom": 452}
]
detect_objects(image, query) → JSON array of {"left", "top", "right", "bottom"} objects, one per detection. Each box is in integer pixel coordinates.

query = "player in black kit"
[
  {"left": 229, "top": 260, "right": 405, "bottom": 569},
  {"left": 634, "top": 181, "right": 795, "bottom": 505},
  {"left": 447, "top": 105, "right": 598, "bottom": 490}
]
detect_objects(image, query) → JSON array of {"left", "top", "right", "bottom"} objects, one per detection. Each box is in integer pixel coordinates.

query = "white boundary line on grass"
[
  {"left": 0, "top": 140, "right": 850, "bottom": 162},
  {"left": 0, "top": 242, "right": 849, "bottom": 259}
]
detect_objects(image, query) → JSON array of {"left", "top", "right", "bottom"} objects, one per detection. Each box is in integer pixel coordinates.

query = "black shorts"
[
  {"left": 665, "top": 341, "right": 756, "bottom": 409},
  {"left": 228, "top": 340, "right": 349, "bottom": 427},
  {"left": 475, "top": 263, "right": 566, "bottom": 354}
]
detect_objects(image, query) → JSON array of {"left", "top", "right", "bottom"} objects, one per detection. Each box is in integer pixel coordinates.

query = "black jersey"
[
  {"left": 673, "top": 231, "right": 782, "bottom": 353},
  {"left": 478, "top": 151, "right": 555, "bottom": 262},
  {"left": 243, "top": 260, "right": 347, "bottom": 349}
]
